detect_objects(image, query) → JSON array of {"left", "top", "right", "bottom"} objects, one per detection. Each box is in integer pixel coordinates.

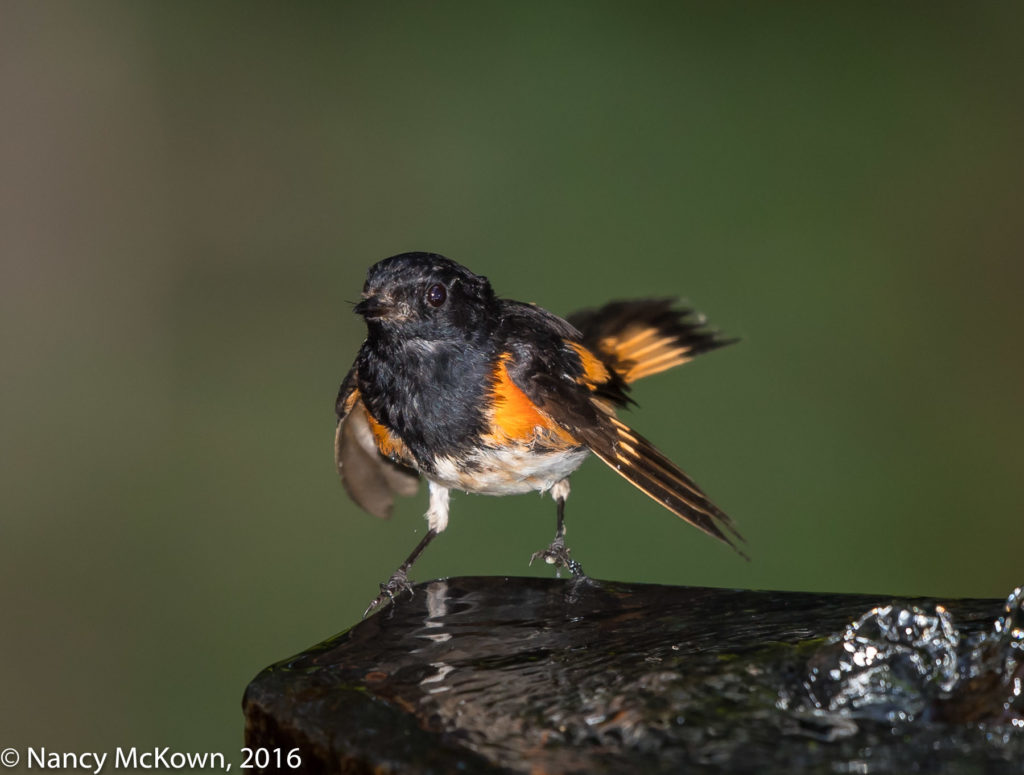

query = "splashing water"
[{"left": 781, "top": 587, "right": 1024, "bottom": 734}]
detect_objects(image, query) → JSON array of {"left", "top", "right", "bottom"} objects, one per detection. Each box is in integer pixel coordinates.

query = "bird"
[{"left": 335, "top": 252, "right": 744, "bottom": 615}]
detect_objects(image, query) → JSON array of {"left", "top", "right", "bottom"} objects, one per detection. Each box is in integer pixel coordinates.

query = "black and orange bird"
[{"left": 335, "top": 252, "right": 744, "bottom": 614}]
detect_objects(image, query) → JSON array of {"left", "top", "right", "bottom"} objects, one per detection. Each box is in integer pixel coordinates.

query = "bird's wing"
[
  {"left": 335, "top": 367, "right": 419, "bottom": 519},
  {"left": 503, "top": 335, "right": 746, "bottom": 556},
  {"left": 568, "top": 298, "right": 737, "bottom": 384}
]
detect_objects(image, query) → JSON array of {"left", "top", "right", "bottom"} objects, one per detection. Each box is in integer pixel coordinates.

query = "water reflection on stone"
[{"left": 245, "top": 579, "right": 1024, "bottom": 774}]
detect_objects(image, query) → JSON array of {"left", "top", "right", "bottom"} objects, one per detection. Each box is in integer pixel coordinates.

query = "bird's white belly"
[{"left": 430, "top": 446, "right": 590, "bottom": 496}]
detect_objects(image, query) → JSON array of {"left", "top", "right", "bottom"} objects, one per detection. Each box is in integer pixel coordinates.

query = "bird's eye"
[{"left": 426, "top": 283, "right": 447, "bottom": 307}]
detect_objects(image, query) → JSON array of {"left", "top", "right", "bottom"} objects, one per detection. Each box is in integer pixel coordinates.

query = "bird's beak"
[{"left": 354, "top": 293, "right": 393, "bottom": 321}]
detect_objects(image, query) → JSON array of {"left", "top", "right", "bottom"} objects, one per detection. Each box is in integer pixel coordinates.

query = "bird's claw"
[
  {"left": 530, "top": 537, "right": 586, "bottom": 579},
  {"left": 363, "top": 569, "right": 415, "bottom": 617}
]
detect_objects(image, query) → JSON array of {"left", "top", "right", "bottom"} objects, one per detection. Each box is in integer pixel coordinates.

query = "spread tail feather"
[{"left": 568, "top": 298, "right": 736, "bottom": 384}]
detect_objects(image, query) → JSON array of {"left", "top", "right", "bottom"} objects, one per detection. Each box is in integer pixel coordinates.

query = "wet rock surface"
[{"left": 243, "top": 577, "right": 1023, "bottom": 774}]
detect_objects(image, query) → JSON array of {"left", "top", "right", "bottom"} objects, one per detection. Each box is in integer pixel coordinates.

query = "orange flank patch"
[
  {"left": 363, "top": 404, "right": 409, "bottom": 459},
  {"left": 485, "top": 355, "right": 576, "bottom": 446},
  {"left": 567, "top": 341, "right": 610, "bottom": 388}
]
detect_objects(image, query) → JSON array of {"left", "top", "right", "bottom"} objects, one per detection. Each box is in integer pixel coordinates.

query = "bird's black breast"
[{"left": 357, "top": 335, "right": 495, "bottom": 467}]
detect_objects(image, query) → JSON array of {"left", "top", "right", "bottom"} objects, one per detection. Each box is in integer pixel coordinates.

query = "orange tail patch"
[
  {"left": 600, "top": 325, "right": 696, "bottom": 382},
  {"left": 568, "top": 298, "right": 736, "bottom": 384}
]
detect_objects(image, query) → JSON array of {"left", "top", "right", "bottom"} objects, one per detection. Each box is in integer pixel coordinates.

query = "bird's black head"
[{"left": 355, "top": 252, "right": 498, "bottom": 341}]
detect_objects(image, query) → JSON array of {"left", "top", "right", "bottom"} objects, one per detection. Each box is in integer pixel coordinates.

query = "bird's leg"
[
  {"left": 364, "top": 482, "right": 450, "bottom": 617},
  {"left": 530, "top": 480, "right": 585, "bottom": 578},
  {"left": 363, "top": 528, "right": 438, "bottom": 617}
]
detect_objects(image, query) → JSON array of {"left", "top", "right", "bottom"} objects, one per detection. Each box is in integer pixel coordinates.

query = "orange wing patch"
[
  {"left": 484, "top": 354, "right": 576, "bottom": 446},
  {"left": 363, "top": 404, "right": 411, "bottom": 460},
  {"left": 567, "top": 341, "right": 611, "bottom": 389},
  {"left": 340, "top": 385, "right": 361, "bottom": 416}
]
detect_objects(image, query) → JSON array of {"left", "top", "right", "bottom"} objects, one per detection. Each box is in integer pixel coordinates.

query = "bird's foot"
[
  {"left": 363, "top": 568, "right": 415, "bottom": 617},
  {"left": 530, "top": 536, "right": 586, "bottom": 579}
]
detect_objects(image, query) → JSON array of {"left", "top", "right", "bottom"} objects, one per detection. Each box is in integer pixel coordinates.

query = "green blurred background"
[{"left": 2, "top": 0, "right": 1021, "bottom": 763}]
